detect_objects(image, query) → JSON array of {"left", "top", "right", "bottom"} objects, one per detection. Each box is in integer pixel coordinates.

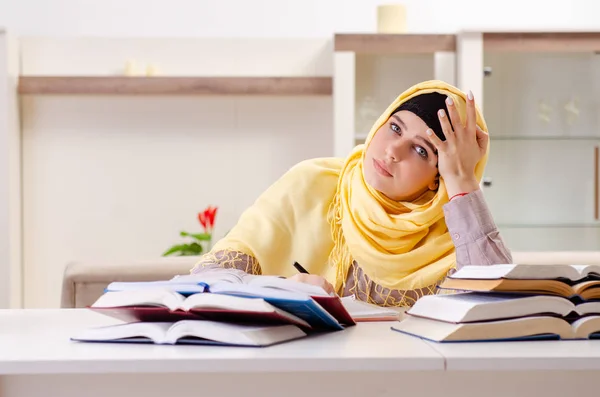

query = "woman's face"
[{"left": 364, "top": 110, "right": 440, "bottom": 201}]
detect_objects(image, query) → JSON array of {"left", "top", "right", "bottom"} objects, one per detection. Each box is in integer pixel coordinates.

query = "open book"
[
  {"left": 91, "top": 289, "right": 311, "bottom": 328},
  {"left": 392, "top": 314, "right": 600, "bottom": 342},
  {"left": 106, "top": 271, "right": 331, "bottom": 297},
  {"left": 405, "top": 292, "right": 600, "bottom": 323},
  {"left": 71, "top": 320, "right": 306, "bottom": 347},
  {"left": 102, "top": 271, "right": 356, "bottom": 331},
  {"left": 439, "top": 264, "right": 600, "bottom": 301}
]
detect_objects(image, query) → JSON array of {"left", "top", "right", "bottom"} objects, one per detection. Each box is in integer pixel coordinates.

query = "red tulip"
[
  {"left": 205, "top": 206, "right": 218, "bottom": 230},
  {"left": 198, "top": 206, "right": 218, "bottom": 232},
  {"left": 197, "top": 212, "right": 207, "bottom": 230}
]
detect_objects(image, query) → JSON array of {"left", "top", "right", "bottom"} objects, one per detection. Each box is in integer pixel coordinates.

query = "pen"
[
  {"left": 293, "top": 261, "right": 337, "bottom": 297},
  {"left": 293, "top": 261, "right": 310, "bottom": 274}
]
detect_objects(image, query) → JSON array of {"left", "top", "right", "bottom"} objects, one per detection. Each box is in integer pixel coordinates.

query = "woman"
[{"left": 190, "top": 80, "right": 512, "bottom": 307}]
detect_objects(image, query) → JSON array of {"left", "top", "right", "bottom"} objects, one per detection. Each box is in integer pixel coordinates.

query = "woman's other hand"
[
  {"left": 426, "top": 90, "right": 489, "bottom": 198},
  {"left": 288, "top": 274, "right": 336, "bottom": 295}
]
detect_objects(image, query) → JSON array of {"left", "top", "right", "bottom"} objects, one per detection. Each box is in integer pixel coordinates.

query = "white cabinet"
[
  {"left": 329, "top": 32, "right": 600, "bottom": 251},
  {"left": 483, "top": 139, "right": 599, "bottom": 226},
  {"left": 456, "top": 32, "right": 600, "bottom": 251},
  {"left": 335, "top": 32, "right": 600, "bottom": 251}
]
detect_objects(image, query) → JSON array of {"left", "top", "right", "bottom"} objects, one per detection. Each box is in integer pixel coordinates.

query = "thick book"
[
  {"left": 448, "top": 264, "right": 600, "bottom": 281},
  {"left": 392, "top": 314, "right": 600, "bottom": 342},
  {"left": 71, "top": 320, "right": 307, "bottom": 347},
  {"left": 102, "top": 273, "right": 355, "bottom": 331},
  {"left": 90, "top": 289, "right": 311, "bottom": 329},
  {"left": 439, "top": 264, "right": 600, "bottom": 301},
  {"left": 405, "top": 292, "right": 600, "bottom": 323}
]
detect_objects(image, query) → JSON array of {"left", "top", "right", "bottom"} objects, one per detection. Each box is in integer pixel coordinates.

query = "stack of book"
[
  {"left": 72, "top": 269, "right": 399, "bottom": 347},
  {"left": 392, "top": 264, "right": 600, "bottom": 342}
]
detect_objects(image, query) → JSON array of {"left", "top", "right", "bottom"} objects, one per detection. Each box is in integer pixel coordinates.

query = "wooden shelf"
[
  {"left": 334, "top": 34, "right": 456, "bottom": 54},
  {"left": 18, "top": 76, "right": 333, "bottom": 96},
  {"left": 483, "top": 32, "right": 600, "bottom": 52}
]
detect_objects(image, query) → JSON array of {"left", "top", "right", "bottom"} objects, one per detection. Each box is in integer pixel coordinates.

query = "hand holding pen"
[{"left": 289, "top": 261, "right": 336, "bottom": 295}]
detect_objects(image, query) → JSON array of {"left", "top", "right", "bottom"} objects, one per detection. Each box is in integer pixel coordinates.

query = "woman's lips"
[{"left": 373, "top": 159, "right": 393, "bottom": 177}]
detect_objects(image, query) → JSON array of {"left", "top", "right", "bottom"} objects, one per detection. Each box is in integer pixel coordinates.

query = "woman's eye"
[
  {"left": 391, "top": 123, "right": 401, "bottom": 134},
  {"left": 416, "top": 146, "right": 428, "bottom": 158}
]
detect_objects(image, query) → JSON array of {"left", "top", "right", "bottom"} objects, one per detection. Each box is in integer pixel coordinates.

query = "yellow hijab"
[{"left": 206, "top": 80, "right": 489, "bottom": 293}]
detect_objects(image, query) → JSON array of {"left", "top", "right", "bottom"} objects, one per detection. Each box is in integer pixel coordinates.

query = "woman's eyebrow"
[
  {"left": 415, "top": 136, "right": 438, "bottom": 156},
  {"left": 390, "top": 114, "right": 407, "bottom": 129}
]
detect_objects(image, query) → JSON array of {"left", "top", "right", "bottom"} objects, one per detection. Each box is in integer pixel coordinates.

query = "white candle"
[{"left": 377, "top": 4, "right": 407, "bottom": 34}]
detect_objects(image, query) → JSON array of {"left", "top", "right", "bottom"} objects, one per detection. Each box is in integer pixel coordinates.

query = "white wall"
[
  {"left": 22, "top": 94, "right": 332, "bottom": 308},
  {"left": 0, "top": 31, "right": 21, "bottom": 309},
  {"left": 18, "top": 37, "right": 333, "bottom": 308},
  {"left": 1, "top": 0, "right": 600, "bottom": 38}
]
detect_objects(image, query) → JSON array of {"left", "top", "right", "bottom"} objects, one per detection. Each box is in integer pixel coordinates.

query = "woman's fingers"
[
  {"left": 288, "top": 273, "right": 336, "bottom": 295},
  {"left": 437, "top": 108, "right": 455, "bottom": 142},
  {"left": 475, "top": 125, "right": 490, "bottom": 151},
  {"left": 465, "top": 90, "right": 477, "bottom": 137},
  {"left": 444, "top": 96, "right": 463, "bottom": 137},
  {"left": 426, "top": 128, "right": 444, "bottom": 151},
  {"left": 321, "top": 280, "right": 336, "bottom": 295}
]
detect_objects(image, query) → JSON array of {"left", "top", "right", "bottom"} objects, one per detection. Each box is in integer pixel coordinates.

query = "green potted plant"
[{"left": 163, "top": 205, "right": 218, "bottom": 256}]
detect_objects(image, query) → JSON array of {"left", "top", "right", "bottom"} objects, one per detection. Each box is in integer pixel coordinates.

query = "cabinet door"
[{"left": 482, "top": 139, "right": 599, "bottom": 226}]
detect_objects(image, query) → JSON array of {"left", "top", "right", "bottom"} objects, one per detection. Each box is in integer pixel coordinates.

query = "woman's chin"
[
  {"left": 366, "top": 178, "right": 396, "bottom": 200},
  {"left": 364, "top": 171, "right": 382, "bottom": 191}
]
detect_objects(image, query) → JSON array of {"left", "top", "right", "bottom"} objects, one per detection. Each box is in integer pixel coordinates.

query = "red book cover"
[
  {"left": 311, "top": 296, "right": 356, "bottom": 326},
  {"left": 90, "top": 306, "right": 312, "bottom": 329}
]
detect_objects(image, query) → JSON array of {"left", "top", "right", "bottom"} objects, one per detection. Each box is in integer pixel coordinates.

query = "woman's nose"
[{"left": 385, "top": 139, "right": 407, "bottom": 162}]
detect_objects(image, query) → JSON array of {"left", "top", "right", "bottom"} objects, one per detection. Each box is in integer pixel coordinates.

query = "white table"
[{"left": 1, "top": 309, "right": 599, "bottom": 397}]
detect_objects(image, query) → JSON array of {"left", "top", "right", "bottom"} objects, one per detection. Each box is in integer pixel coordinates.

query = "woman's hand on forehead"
[{"left": 425, "top": 91, "right": 488, "bottom": 198}]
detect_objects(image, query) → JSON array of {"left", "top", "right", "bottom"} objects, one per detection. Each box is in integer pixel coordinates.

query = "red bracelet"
[{"left": 449, "top": 192, "right": 469, "bottom": 201}]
